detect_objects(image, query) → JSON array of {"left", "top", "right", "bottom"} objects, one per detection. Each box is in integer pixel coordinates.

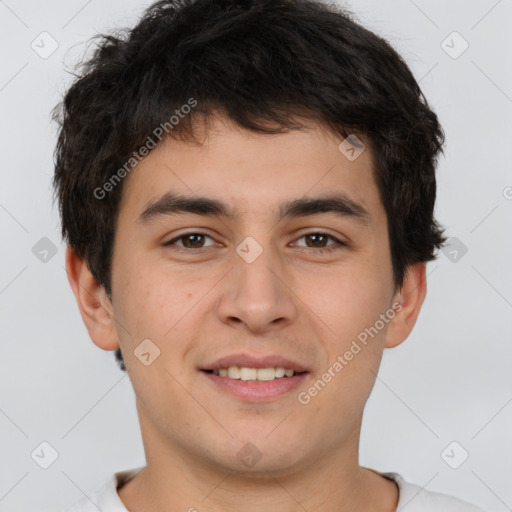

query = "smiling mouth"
[{"left": 202, "top": 367, "right": 308, "bottom": 382}]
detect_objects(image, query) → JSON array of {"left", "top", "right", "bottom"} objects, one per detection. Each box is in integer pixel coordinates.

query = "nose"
[{"left": 215, "top": 239, "right": 298, "bottom": 335}]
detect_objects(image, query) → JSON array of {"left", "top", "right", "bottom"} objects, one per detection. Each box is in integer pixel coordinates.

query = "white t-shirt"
[{"left": 63, "top": 467, "right": 485, "bottom": 511}]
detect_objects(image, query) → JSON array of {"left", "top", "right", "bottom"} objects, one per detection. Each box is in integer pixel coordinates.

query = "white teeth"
[
  {"left": 257, "top": 368, "right": 276, "bottom": 381},
  {"left": 227, "top": 366, "right": 240, "bottom": 379},
  {"left": 275, "top": 367, "right": 286, "bottom": 378},
  {"left": 212, "top": 366, "right": 297, "bottom": 381},
  {"left": 240, "top": 367, "right": 257, "bottom": 381}
]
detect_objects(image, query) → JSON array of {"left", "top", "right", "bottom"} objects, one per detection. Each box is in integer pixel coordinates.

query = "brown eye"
[
  {"left": 304, "top": 233, "right": 330, "bottom": 248},
  {"left": 294, "top": 232, "right": 346, "bottom": 252},
  {"left": 164, "top": 232, "right": 215, "bottom": 249}
]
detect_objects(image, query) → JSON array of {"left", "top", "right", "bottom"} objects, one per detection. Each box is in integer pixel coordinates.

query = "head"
[{"left": 54, "top": 0, "right": 446, "bottom": 476}]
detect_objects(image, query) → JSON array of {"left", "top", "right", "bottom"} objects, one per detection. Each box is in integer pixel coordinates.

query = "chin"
[{"left": 197, "top": 433, "right": 312, "bottom": 476}]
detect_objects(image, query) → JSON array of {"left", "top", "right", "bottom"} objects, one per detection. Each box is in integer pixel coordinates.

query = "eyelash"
[{"left": 163, "top": 231, "right": 347, "bottom": 254}]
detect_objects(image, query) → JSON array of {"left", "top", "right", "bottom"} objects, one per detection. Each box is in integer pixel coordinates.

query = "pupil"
[
  {"left": 308, "top": 234, "right": 326, "bottom": 247},
  {"left": 186, "top": 234, "right": 203, "bottom": 248}
]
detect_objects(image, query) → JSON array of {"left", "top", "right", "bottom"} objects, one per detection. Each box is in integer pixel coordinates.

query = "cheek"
[
  {"left": 320, "top": 262, "right": 391, "bottom": 337},
  {"left": 111, "top": 253, "right": 209, "bottom": 351},
  {"left": 310, "top": 267, "right": 392, "bottom": 414},
  {"left": 307, "top": 290, "right": 392, "bottom": 424},
  {"left": 110, "top": 256, "right": 173, "bottom": 351}
]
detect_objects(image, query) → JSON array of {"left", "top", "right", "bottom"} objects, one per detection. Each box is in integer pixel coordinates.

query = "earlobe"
[
  {"left": 65, "top": 246, "right": 120, "bottom": 351},
  {"left": 384, "top": 262, "right": 427, "bottom": 349}
]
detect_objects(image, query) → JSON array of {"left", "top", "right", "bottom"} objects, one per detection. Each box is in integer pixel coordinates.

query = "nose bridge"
[
  {"left": 217, "top": 233, "right": 297, "bottom": 331},
  {"left": 237, "top": 237, "right": 280, "bottom": 293},
  {"left": 234, "top": 233, "right": 285, "bottom": 303}
]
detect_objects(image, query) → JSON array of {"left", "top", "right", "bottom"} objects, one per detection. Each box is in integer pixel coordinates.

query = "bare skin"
[{"left": 67, "top": 113, "right": 425, "bottom": 512}]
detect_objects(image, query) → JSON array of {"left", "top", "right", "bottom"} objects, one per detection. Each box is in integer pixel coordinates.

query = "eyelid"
[
  {"left": 163, "top": 230, "right": 347, "bottom": 252},
  {"left": 291, "top": 233, "right": 346, "bottom": 249},
  {"left": 164, "top": 230, "right": 217, "bottom": 248}
]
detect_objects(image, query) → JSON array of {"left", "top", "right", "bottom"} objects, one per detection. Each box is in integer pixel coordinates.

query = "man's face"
[{"left": 109, "top": 114, "right": 398, "bottom": 473}]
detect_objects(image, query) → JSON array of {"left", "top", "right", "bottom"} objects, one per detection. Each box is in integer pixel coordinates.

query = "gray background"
[{"left": 1, "top": 0, "right": 511, "bottom": 510}]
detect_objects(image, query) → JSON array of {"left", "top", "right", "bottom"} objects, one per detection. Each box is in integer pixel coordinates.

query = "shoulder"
[
  {"left": 62, "top": 467, "right": 144, "bottom": 512},
  {"left": 382, "top": 472, "right": 486, "bottom": 512}
]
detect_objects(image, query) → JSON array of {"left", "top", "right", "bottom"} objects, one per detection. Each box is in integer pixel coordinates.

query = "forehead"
[{"left": 118, "top": 115, "right": 384, "bottom": 227}]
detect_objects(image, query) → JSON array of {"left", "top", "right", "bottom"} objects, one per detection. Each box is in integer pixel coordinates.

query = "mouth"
[
  {"left": 204, "top": 365, "right": 305, "bottom": 380},
  {"left": 200, "top": 354, "right": 310, "bottom": 401}
]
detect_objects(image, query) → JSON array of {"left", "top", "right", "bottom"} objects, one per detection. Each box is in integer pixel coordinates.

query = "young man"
[{"left": 54, "top": 0, "right": 485, "bottom": 510}]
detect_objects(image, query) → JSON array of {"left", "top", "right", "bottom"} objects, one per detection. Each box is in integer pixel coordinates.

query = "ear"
[
  {"left": 65, "top": 246, "right": 120, "bottom": 351},
  {"left": 384, "top": 262, "right": 427, "bottom": 349}
]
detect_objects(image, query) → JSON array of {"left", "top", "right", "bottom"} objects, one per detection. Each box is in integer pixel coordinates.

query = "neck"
[
  {"left": 118, "top": 420, "right": 398, "bottom": 512},
  {"left": 119, "top": 438, "right": 398, "bottom": 512}
]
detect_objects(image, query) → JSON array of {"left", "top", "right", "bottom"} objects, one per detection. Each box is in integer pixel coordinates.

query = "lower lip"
[{"left": 201, "top": 371, "right": 309, "bottom": 401}]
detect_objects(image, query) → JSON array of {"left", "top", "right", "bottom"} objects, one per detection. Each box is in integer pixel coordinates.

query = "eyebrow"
[{"left": 137, "top": 192, "right": 371, "bottom": 226}]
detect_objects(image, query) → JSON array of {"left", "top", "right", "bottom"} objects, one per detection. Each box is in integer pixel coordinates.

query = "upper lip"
[{"left": 201, "top": 353, "right": 309, "bottom": 373}]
